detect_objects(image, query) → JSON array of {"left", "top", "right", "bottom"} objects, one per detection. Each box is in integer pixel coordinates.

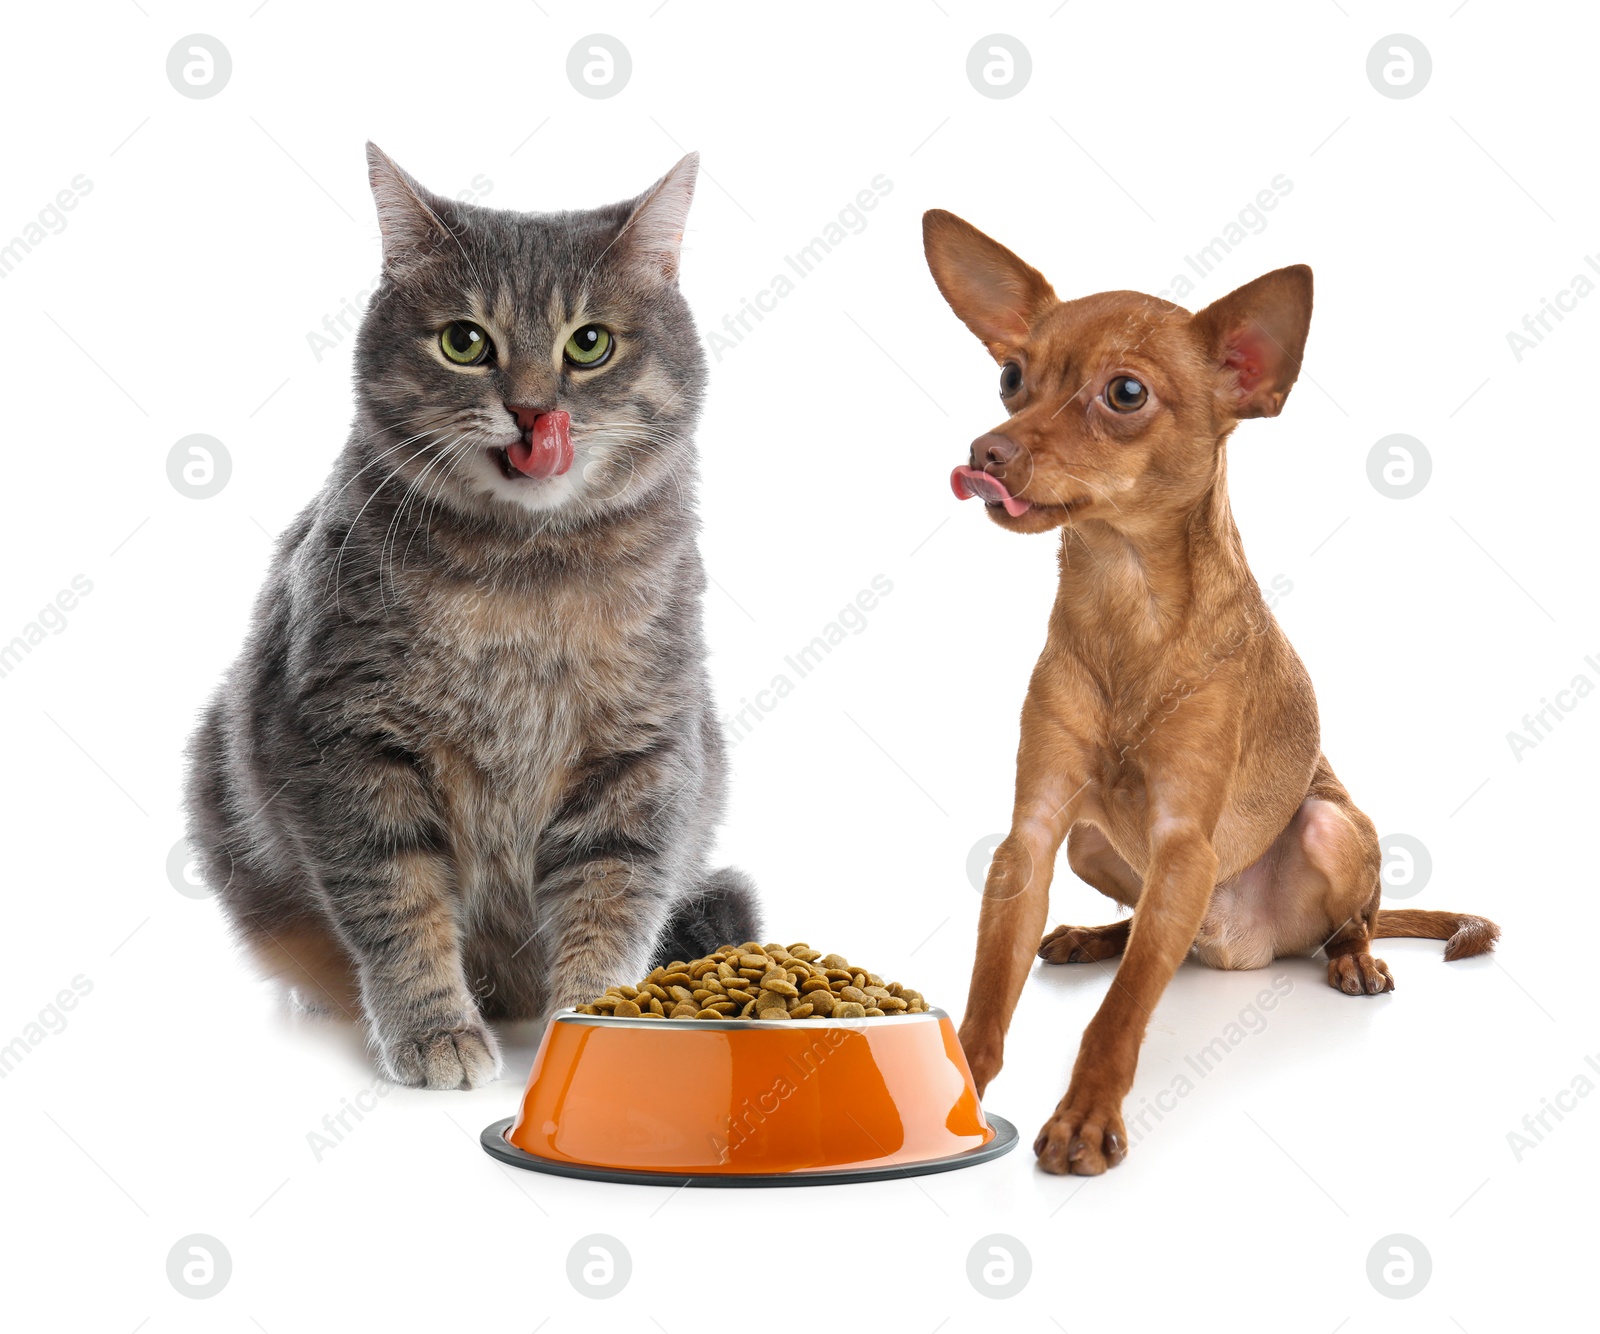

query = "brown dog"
[{"left": 923, "top": 210, "right": 1499, "bottom": 1176}]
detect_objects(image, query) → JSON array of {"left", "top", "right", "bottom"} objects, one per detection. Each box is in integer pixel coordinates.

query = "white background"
[{"left": 2, "top": 1, "right": 1594, "bottom": 1328}]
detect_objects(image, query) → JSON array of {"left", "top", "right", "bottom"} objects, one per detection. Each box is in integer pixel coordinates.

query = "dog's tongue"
[
  {"left": 507, "top": 410, "right": 574, "bottom": 478},
  {"left": 951, "top": 465, "right": 1031, "bottom": 517}
]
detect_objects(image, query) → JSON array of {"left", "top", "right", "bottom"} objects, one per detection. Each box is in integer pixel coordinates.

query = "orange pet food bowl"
[{"left": 480, "top": 1007, "right": 1017, "bottom": 1186}]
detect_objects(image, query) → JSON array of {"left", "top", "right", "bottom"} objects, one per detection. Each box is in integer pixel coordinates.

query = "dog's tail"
[{"left": 1374, "top": 909, "right": 1500, "bottom": 961}]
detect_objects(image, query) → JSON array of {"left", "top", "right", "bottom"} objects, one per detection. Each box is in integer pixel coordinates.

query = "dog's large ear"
[
  {"left": 923, "top": 210, "right": 1056, "bottom": 358},
  {"left": 1191, "top": 266, "right": 1313, "bottom": 420}
]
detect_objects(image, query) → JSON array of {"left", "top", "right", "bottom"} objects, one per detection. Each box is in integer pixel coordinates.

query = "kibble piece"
[{"left": 580, "top": 943, "right": 932, "bottom": 1021}]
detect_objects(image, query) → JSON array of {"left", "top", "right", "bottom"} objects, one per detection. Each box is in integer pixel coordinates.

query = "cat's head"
[{"left": 352, "top": 144, "right": 706, "bottom": 526}]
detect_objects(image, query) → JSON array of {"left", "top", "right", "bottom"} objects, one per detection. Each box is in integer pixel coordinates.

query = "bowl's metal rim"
[
  {"left": 479, "top": 1113, "right": 1019, "bottom": 1188},
  {"left": 547, "top": 1004, "right": 950, "bottom": 1032}
]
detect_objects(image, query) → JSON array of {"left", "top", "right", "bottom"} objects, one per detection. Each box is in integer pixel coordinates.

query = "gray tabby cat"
[{"left": 185, "top": 144, "right": 758, "bottom": 1089}]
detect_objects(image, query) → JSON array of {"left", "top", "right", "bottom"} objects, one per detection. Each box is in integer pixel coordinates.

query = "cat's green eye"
[
  {"left": 563, "top": 324, "right": 613, "bottom": 368},
  {"left": 440, "top": 320, "right": 493, "bottom": 367}
]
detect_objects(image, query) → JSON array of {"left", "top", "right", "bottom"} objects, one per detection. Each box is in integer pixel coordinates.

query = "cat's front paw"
[{"left": 377, "top": 1017, "right": 502, "bottom": 1090}]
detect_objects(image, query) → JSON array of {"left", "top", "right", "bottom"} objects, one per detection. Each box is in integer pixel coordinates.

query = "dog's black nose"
[{"left": 973, "top": 433, "right": 1018, "bottom": 468}]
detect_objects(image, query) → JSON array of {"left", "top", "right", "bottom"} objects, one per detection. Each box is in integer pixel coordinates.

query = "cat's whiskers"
[
  {"left": 403, "top": 435, "right": 470, "bottom": 563},
  {"left": 320, "top": 415, "right": 457, "bottom": 516},
  {"left": 400, "top": 432, "right": 483, "bottom": 581},
  {"left": 576, "top": 428, "right": 696, "bottom": 513},
  {"left": 405, "top": 434, "right": 489, "bottom": 572},
  {"left": 393, "top": 425, "right": 490, "bottom": 573},
  {"left": 327, "top": 430, "right": 457, "bottom": 609},
  {"left": 327, "top": 443, "right": 433, "bottom": 607},
  {"left": 378, "top": 434, "right": 474, "bottom": 608},
  {"left": 380, "top": 442, "right": 466, "bottom": 607}
]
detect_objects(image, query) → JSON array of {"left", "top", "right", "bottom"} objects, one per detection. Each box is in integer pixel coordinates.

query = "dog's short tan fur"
[{"left": 923, "top": 210, "right": 1499, "bottom": 1176}]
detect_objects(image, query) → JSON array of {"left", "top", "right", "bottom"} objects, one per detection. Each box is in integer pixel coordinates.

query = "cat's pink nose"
[
  {"left": 504, "top": 407, "right": 573, "bottom": 478},
  {"left": 507, "top": 404, "right": 550, "bottom": 434}
]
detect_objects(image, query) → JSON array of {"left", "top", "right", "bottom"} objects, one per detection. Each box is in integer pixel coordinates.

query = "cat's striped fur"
[{"left": 184, "top": 146, "right": 757, "bottom": 1089}]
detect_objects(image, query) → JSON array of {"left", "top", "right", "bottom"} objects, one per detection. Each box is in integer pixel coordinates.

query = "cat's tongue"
[
  {"left": 951, "top": 465, "right": 1031, "bottom": 516},
  {"left": 508, "top": 410, "right": 574, "bottom": 478}
]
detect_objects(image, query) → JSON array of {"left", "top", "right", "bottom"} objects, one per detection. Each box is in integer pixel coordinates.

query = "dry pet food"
[{"left": 576, "top": 942, "right": 931, "bottom": 1020}]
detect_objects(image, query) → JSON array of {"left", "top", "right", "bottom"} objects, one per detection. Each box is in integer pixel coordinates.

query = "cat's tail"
[{"left": 653, "top": 867, "right": 761, "bottom": 965}]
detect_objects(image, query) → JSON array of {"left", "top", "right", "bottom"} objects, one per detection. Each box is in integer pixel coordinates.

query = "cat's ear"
[
  {"left": 366, "top": 142, "right": 453, "bottom": 274},
  {"left": 620, "top": 153, "right": 698, "bottom": 284}
]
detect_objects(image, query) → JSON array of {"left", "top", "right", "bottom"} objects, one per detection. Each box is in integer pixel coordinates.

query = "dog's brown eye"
[
  {"left": 999, "top": 361, "right": 1023, "bottom": 397},
  {"left": 1106, "top": 376, "right": 1147, "bottom": 412}
]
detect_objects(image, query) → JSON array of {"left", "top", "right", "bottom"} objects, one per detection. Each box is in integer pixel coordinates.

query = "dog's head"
[{"left": 923, "top": 209, "right": 1312, "bottom": 535}]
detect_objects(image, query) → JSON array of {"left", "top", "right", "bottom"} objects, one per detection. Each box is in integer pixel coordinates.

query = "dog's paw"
[
  {"left": 1327, "top": 952, "right": 1395, "bottom": 996},
  {"left": 1034, "top": 1093, "right": 1128, "bottom": 1176},
  {"left": 377, "top": 1017, "right": 502, "bottom": 1090},
  {"left": 1038, "top": 924, "right": 1122, "bottom": 964}
]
